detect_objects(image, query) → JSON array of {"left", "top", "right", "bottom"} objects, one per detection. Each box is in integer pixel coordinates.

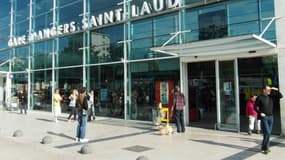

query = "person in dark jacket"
[
  {"left": 18, "top": 88, "right": 27, "bottom": 114},
  {"left": 254, "top": 85, "right": 283, "bottom": 154},
  {"left": 75, "top": 87, "right": 89, "bottom": 143}
]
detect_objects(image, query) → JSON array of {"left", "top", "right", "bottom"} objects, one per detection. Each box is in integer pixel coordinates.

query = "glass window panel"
[
  {"left": 130, "top": 13, "right": 178, "bottom": 60},
  {"left": 58, "top": 33, "right": 83, "bottom": 67},
  {"left": 58, "top": 1, "right": 83, "bottom": 24},
  {"left": 228, "top": 21, "right": 259, "bottom": 36},
  {"left": 198, "top": 9, "right": 227, "bottom": 40},
  {"left": 129, "top": 59, "right": 179, "bottom": 120},
  {"left": 184, "top": 11, "right": 199, "bottom": 42},
  {"left": 15, "top": 20, "right": 29, "bottom": 36},
  {"left": 130, "top": 38, "right": 152, "bottom": 59},
  {"left": 0, "top": 27, "right": 10, "bottom": 49},
  {"left": 59, "top": 0, "right": 81, "bottom": 7},
  {"left": 15, "top": 0, "right": 30, "bottom": 22},
  {"left": 13, "top": 46, "right": 29, "bottom": 71},
  {"left": 185, "top": 11, "right": 199, "bottom": 30},
  {"left": 90, "top": 25, "right": 123, "bottom": 63},
  {"left": 219, "top": 60, "right": 237, "bottom": 129},
  {"left": 58, "top": 67, "right": 83, "bottom": 100},
  {"left": 90, "top": 0, "right": 122, "bottom": 16},
  {"left": 0, "top": 1, "right": 10, "bottom": 29},
  {"left": 11, "top": 74, "right": 28, "bottom": 95},
  {"left": 33, "top": 41, "right": 53, "bottom": 69},
  {"left": 34, "top": 0, "right": 53, "bottom": 15},
  {"left": 89, "top": 63, "right": 124, "bottom": 118},
  {"left": 199, "top": 4, "right": 225, "bottom": 14},
  {"left": 185, "top": 0, "right": 205, "bottom": 6},
  {"left": 184, "top": 30, "right": 199, "bottom": 43},
  {"left": 260, "top": 0, "right": 274, "bottom": 18},
  {"left": 261, "top": 20, "right": 276, "bottom": 41},
  {"left": 33, "top": 12, "right": 53, "bottom": 31},
  {"left": 32, "top": 70, "right": 52, "bottom": 111},
  {"left": 154, "top": 14, "right": 179, "bottom": 45},
  {"left": 228, "top": 0, "right": 258, "bottom": 25},
  {"left": 131, "top": 21, "right": 152, "bottom": 39},
  {"left": 0, "top": 51, "right": 10, "bottom": 71}
]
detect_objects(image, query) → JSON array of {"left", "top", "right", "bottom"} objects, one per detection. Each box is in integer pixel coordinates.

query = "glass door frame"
[{"left": 216, "top": 58, "right": 240, "bottom": 132}]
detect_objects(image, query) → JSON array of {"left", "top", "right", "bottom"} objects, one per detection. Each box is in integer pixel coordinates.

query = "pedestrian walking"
[
  {"left": 88, "top": 89, "right": 96, "bottom": 121},
  {"left": 172, "top": 86, "right": 186, "bottom": 133},
  {"left": 76, "top": 87, "right": 89, "bottom": 143},
  {"left": 245, "top": 95, "right": 260, "bottom": 135},
  {"left": 254, "top": 85, "right": 283, "bottom": 154},
  {"left": 18, "top": 88, "right": 28, "bottom": 114},
  {"left": 67, "top": 89, "right": 78, "bottom": 122},
  {"left": 53, "top": 88, "right": 62, "bottom": 123}
]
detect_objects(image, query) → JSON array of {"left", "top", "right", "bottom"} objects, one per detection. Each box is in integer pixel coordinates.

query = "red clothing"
[
  {"left": 173, "top": 92, "right": 185, "bottom": 110},
  {"left": 246, "top": 100, "right": 257, "bottom": 116}
]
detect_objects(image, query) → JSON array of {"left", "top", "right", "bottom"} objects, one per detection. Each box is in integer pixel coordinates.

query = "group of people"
[
  {"left": 53, "top": 87, "right": 96, "bottom": 143},
  {"left": 17, "top": 84, "right": 282, "bottom": 150},
  {"left": 245, "top": 85, "right": 283, "bottom": 154},
  {"left": 172, "top": 84, "right": 283, "bottom": 155}
]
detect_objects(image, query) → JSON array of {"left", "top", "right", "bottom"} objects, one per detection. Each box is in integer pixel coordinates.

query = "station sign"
[{"left": 8, "top": 0, "right": 180, "bottom": 47}]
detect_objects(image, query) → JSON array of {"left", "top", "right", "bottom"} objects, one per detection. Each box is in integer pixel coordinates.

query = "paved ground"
[{"left": 0, "top": 109, "right": 285, "bottom": 160}]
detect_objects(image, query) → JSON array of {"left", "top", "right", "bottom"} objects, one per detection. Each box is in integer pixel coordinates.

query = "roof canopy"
[{"left": 151, "top": 34, "right": 276, "bottom": 57}]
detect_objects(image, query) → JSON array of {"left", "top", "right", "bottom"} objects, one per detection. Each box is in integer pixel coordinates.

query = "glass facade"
[{"left": 0, "top": 0, "right": 279, "bottom": 131}]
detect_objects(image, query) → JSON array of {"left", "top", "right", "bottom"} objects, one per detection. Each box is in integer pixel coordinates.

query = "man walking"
[
  {"left": 254, "top": 85, "right": 283, "bottom": 154},
  {"left": 172, "top": 86, "right": 185, "bottom": 133},
  {"left": 18, "top": 88, "right": 27, "bottom": 114}
]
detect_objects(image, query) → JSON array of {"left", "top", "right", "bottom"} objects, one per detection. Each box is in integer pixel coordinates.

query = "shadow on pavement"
[
  {"left": 55, "top": 130, "right": 155, "bottom": 149},
  {"left": 47, "top": 131, "right": 75, "bottom": 141},
  {"left": 190, "top": 136, "right": 285, "bottom": 160}
]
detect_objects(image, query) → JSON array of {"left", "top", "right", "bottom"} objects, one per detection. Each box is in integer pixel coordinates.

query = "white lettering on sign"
[{"left": 8, "top": 0, "right": 181, "bottom": 47}]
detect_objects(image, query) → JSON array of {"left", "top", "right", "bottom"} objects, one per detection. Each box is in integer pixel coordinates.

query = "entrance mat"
[{"left": 123, "top": 145, "right": 154, "bottom": 153}]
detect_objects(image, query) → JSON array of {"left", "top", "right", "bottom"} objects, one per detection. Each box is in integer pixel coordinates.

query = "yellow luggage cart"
[
  {"left": 158, "top": 102, "right": 173, "bottom": 135},
  {"left": 158, "top": 103, "right": 169, "bottom": 124}
]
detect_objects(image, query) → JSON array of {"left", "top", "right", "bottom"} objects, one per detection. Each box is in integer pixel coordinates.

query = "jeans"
[
  {"left": 20, "top": 103, "right": 27, "bottom": 114},
  {"left": 261, "top": 115, "right": 273, "bottom": 150},
  {"left": 76, "top": 112, "right": 88, "bottom": 139},
  {"left": 67, "top": 107, "right": 77, "bottom": 120},
  {"left": 175, "top": 110, "right": 185, "bottom": 132}
]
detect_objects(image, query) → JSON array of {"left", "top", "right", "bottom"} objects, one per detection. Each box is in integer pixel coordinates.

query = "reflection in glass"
[
  {"left": 199, "top": 9, "right": 227, "bottom": 40},
  {"left": 57, "top": 67, "right": 83, "bottom": 113},
  {"left": 130, "top": 13, "right": 178, "bottom": 60},
  {"left": 13, "top": 47, "right": 29, "bottom": 72},
  {"left": 58, "top": 0, "right": 83, "bottom": 25},
  {"left": 129, "top": 59, "right": 179, "bottom": 121},
  {"left": 219, "top": 60, "right": 237, "bottom": 129},
  {"left": 0, "top": 51, "right": 10, "bottom": 71},
  {"left": 33, "top": 41, "right": 53, "bottom": 69},
  {"left": 89, "top": 64, "right": 124, "bottom": 118},
  {"left": 90, "top": 25, "right": 123, "bottom": 63},
  {"left": 34, "top": 0, "right": 53, "bottom": 15},
  {"left": 238, "top": 56, "right": 280, "bottom": 133},
  {"left": 58, "top": 34, "right": 83, "bottom": 67},
  {"left": 33, "top": 12, "right": 53, "bottom": 31},
  {"left": 31, "top": 70, "right": 52, "bottom": 111},
  {"left": 0, "top": 27, "right": 10, "bottom": 49}
]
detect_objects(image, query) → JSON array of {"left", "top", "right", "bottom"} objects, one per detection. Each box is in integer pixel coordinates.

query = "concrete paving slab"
[{"left": 0, "top": 109, "right": 285, "bottom": 160}]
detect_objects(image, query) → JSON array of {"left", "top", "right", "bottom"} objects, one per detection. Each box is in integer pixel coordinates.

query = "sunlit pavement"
[{"left": 0, "top": 109, "right": 285, "bottom": 160}]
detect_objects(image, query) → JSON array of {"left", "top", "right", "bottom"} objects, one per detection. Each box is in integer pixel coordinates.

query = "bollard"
[
  {"left": 13, "top": 130, "right": 23, "bottom": 137},
  {"left": 80, "top": 145, "right": 92, "bottom": 154},
  {"left": 41, "top": 136, "right": 53, "bottom": 144}
]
